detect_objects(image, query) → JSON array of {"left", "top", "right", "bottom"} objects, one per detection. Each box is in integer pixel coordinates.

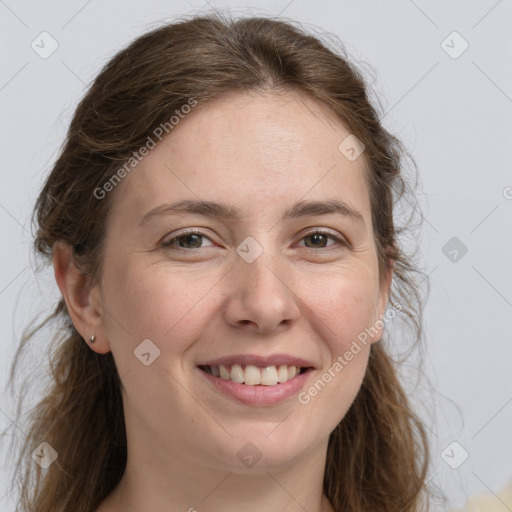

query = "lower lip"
[{"left": 197, "top": 367, "right": 314, "bottom": 406}]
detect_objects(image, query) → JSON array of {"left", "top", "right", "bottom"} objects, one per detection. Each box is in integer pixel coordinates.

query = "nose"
[{"left": 223, "top": 249, "right": 301, "bottom": 334}]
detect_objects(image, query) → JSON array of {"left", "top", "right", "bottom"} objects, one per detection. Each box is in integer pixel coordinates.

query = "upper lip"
[{"left": 198, "top": 354, "right": 316, "bottom": 369}]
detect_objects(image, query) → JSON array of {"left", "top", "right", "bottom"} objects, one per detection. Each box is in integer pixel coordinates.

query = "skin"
[{"left": 53, "top": 90, "right": 392, "bottom": 512}]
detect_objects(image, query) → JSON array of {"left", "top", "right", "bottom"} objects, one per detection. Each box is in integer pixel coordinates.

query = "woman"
[{"left": 8, "top": 11, "right": 435, "bottom": 512}]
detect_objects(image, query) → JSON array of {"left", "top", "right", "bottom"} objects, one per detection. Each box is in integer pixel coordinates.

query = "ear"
[
  {"left": 370, "top": 258, "right": 394, "bottom": 344},
  {"left": 52, "top": 241, "right": 111, "bottom": 354}
]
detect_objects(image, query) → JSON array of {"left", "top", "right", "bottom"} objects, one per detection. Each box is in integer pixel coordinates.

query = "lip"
[
  {"left": 196, "top": 366, "right": 315, "bottom": 406},
  {"left": 197, "top": 353, "right": 316, "bottom": 369}
]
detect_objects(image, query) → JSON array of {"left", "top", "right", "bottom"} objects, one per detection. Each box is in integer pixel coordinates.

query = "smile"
[
  {"left": 196, "top": 363, "right": 315, "bottom": 406},
  {"left": 198, "top": 364, "right": 311, "bottom": 386}
]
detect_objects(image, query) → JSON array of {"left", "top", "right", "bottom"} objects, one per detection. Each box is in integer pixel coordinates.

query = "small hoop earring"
[{"left": 90, "top": 335, "right": 96, "bottom": 344}]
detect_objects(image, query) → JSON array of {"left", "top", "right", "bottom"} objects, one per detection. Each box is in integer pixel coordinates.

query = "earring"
[{"left": 90, "top": 335, "right": 96, "bottom": 344}]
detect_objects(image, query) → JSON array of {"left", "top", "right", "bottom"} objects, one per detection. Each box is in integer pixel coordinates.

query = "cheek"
[
  {"left": 266, "top": 270, "right": 379, "bottom": 426},
  {"left": 302, "top": 270, "right": 380, "bottom": 354},
  {"left": 295, "top": 277, "right": 377, "bottom": 427},
  {"left": 100, "top": 258, "right": 219, "bottom": 363}
]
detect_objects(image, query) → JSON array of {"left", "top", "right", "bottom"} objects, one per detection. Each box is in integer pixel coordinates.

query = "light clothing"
[{"left": 450, "top": 478, "right": 512, "bottom": 512}]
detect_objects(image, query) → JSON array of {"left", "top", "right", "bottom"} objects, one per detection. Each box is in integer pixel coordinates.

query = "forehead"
[{"left": 108, "top": 90, "right": 371, "bottom": 226}]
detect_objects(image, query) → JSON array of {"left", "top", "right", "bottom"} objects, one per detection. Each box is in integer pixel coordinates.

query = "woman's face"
[{"left": 94, "top": 91, "right": 391, "bottom": 470}]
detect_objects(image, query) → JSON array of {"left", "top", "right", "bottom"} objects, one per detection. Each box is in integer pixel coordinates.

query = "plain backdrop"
[{"left": 1, "top": 1, "right": 511, "bottom": 511}]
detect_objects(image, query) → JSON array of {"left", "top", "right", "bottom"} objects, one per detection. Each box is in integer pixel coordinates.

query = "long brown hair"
[{"left": 6, "top": 11, "right": 439, "bottom": 512}]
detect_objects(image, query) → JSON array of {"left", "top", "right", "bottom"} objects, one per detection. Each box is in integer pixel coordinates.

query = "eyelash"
[{"left": 161, "top": 229, "right": 347, "bottom": 251}]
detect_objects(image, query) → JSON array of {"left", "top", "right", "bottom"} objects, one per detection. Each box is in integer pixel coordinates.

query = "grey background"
[{"left": 1, "top": 1, "right": 511, "bottom": 510}]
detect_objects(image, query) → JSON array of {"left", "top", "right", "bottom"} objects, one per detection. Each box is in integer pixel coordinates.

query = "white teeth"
[
  {"left": 244, "top": 365, "right": 261, "bottom": 385},
  {"left": 277, "top": 364, "right": 289, "bottom": 383},
  {"left": 261, "top": 366, "right": 278, "bottom": 386},
  {"left": 208, "top": 364, "right": 305, "bottom": 386},
  {"left": 230, "top": 364, "right": 244, "bottom": 383}
]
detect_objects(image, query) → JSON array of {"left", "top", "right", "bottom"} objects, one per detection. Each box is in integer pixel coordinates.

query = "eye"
[
  {"left": 161, "top": 230, "right": 214, "bottom": 250},
  {"left": 298, "top": 229, "right": 347, "bottom": 249},
  {"left": 161, "top": 228, "right": 347, "bottom": 251}
]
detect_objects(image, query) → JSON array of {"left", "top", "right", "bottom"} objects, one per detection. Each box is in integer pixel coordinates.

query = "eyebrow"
[{"left": 139, "top": 198, "right": 365, "bottom": 227}]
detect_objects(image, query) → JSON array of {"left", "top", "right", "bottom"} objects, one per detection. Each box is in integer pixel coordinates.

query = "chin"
[{"left": 209, "top": 426, "right": 316, "bottom": 473}]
